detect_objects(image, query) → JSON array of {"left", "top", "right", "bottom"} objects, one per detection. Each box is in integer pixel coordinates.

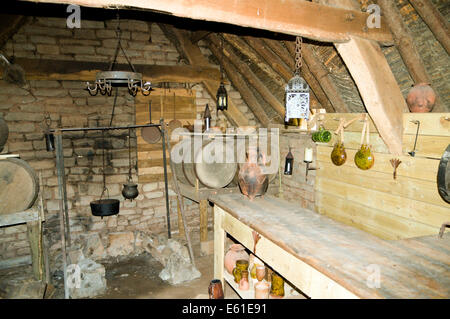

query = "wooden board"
[
  {"left": 210, "top": 194, "right": 450, "bottom": 299},
  {"left": 315, "top": 111, "right": 450, "bottom": 241},
  {"left": 135, "top": 89, "right": 196, "bottom": 183}
]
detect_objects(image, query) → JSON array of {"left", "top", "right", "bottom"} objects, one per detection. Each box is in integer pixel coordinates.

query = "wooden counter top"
[{"left": 209, "top": 194, "right": 450, "bottom": 299}]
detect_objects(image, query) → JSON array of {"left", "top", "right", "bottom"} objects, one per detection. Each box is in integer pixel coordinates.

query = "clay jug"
[
  {"left": 331, "top": 141, "right": 347, "bottom": 166},
  {"left": 224, "top": 244, "right": 249, "bottom": 274},
  {"left": 208, "top": 279, "right": 224, "bottom": 299},
  {"left": 355, "top": 144, "right": 374, "bottom": 170},
  {"left": 238, "top": 147, "right": 268, "bottom": 201},
  {"left": 406, "top": 83, "right": 436, "bottom": 113}
]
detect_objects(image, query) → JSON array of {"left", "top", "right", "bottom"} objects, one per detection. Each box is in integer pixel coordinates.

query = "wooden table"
[
  {"left": 210, "top": 194, "right": 450, "bottom": 299},
  {"left": 0, "top": 209, "right": 45, "bottom": 281}
]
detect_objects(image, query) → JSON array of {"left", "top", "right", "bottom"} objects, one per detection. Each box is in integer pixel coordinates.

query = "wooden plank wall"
[
  {"left": 135, "top": 88, "right": 196, "bottom": 183},
  {"left": 315, "top": 113, "right": 450, "bottom": 240}
]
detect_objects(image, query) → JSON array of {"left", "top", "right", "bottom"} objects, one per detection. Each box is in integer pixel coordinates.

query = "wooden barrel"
[{"left": 0, "top": 158, "right": 39, "bottom": 214}]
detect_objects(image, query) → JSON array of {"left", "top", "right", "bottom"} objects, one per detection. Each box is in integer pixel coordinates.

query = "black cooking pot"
[{"left": 90, "top": 198, "right": 120, "bottom": 217}]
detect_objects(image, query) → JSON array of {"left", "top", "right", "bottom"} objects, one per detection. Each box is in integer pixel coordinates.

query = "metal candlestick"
[{"left": 304, "top": 160, "right": 317, "bottom": 182}]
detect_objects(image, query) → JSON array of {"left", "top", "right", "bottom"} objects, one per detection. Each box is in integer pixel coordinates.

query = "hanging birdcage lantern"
[{"left": 285, "top": 36, "right": 310, "bottom": 125}]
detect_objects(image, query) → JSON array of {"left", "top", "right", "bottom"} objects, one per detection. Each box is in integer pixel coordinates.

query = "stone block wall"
[
  {"left": 0, "top": 16, "right": 255, "bottom": 269},
  {"left": 279, "top": 132, "right": 316, "bottom": 212}
]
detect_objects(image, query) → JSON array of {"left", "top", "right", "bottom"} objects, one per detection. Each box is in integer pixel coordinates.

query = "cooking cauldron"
[{"left": 90, "top": 198, "right": 120, "bottom": 217}]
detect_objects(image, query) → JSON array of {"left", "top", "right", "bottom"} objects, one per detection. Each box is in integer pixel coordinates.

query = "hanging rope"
[{"left": 295, "top": 36, "right": 303, "bottom": 75}]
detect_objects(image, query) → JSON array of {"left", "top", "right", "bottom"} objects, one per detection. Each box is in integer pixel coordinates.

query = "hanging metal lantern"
[
  {"left": 285, "top": 37, "right": 310, "bottom": 124},
  {"left": 216, "top": 36, "right": 228, "bottom": 112},
  {"left": 216, "top": 82, "right": 228, "bottom": 111},
  {"left": 284, "top": 148, "right": 294, "bottom": 175}
]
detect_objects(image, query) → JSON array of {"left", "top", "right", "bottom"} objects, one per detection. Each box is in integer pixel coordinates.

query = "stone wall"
[
  {"left": 0, "top": 16, "right": 255, "bottom": 269},
  {"left": 279, "top": 132, "right": 316, "bottom": 211}
]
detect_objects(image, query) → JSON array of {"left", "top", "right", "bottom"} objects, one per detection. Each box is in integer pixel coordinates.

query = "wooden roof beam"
[
  {"left": 409, "top": 0, "right": 450, "bottom": 55},
  {"left": 284, "top": 41, "right": 349, "bottom": 113},
  {"left": 0, "top": 14, "right": 28, "bottom": 50},
  {"left": 207, "top": 37, "right": 271, "bottom": 127},
  {"left": 158, "top": 24, "right": 249, "bottom": 127},
  {"left": 22, "top": 0, "right": 393, "bottom": 44},
  {"left": 0, "top": 58, "right": 221, "bottom": 83},
  {"left": 209, "top": 34, "right": 284, "bottom": 118}
]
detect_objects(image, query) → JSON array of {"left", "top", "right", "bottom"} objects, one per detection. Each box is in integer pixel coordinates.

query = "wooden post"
[
  {"left": 177, "top": 200, "right": 185, "bottom": 238},
  {"left": 27, "top": 221, "right": 44, "bottom": 281},
  {"left": 199, "top": 199, "right": 208, "bottom": 243},
  {"left": 214, "top": 206, "right": 225, "bottom": 286}
]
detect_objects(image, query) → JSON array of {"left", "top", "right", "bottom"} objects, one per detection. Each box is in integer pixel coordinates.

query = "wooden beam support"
[
  {"left": 191, "top": 31, "right": 212, "bottom": 44},
  {"left": 158, "top": 24, "right": 249, "bottom": 127},
  {"left": 22, "top": 0, "right": 393, "bottom": 44},
  {"left": 285, "top": 41, "right": 349, "bottom": 113},
  {"left": 207, "top": 38, "right": 271, "bottom": 126},
  {"left": 316, "top": 0, "right": 406, "bottom": 155},
  {"left": 209, "top": 34, "right": 284, "bottom": 118},
  {"left": 0, "top": 58, "right": 221, "bottom": 83},
  {"left": 408, "top": 0, "right": 450, "bottom": 55},
  {"left": 335, "top": 36, "right": 405, "bottom": 155}
]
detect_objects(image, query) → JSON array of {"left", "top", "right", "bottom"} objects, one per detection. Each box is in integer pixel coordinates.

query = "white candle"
[{"left": 304, "top": 148, "right": 313, "bottom": 162}]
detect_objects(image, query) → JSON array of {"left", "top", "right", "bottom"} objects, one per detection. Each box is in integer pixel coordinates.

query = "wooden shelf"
[
  {"left": 223, "top": 268, "right": 300, "bottom": 299},
  {"left": 0, "top": 208, "right": 40, "bottom": 227}
]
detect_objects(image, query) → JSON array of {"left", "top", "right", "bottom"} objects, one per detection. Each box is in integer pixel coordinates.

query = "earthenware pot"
[
  {"left": 224, "top": 244, "right": 249, "bottom": 274},
  {"left": 238, "top": 147, "right": 268, "bottom": 200},
  {"left": 239, "top": 270, "right": 250, "bottom": 291},
  {"left": 232, "top": 259, "right": 249, "bottom": 283},
  {"left": 270, "top": 272, "right": 285, "bottom": 298},
  {"left": 208, "top": 279, "right": 224, "bottom": 299},
  {"left": 406, "top": 83, "right": 436, "bottom": 113},
  {"left": 254, "top": 281, "right": 270, "bottom": 299}
]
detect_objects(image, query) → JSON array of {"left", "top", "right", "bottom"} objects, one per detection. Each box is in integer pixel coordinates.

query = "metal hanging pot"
[
  {"left": 141, "top": 100, "right": 161, "bottom": 144},
  {"left": 122, "top": 128, "right": 139, "bottom": 201},
  {"left": 90, "top": 130, "right": 120, "bottom": 217}
]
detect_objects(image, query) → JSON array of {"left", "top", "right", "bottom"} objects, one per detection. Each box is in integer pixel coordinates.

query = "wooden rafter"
[
  {"left": 209, "top": 34, "right": 284, "bottom": 118},
  {"left": 244, "top": 36, "right": 322, "bottom": 109},
  {"left": 207, "top": 37, "right": 271, "bottom": 126},
  {"left": 223, "top": 34, "right": 285, "bottom": 87},
  {"left": 22, "top": 0, "right": 393, "bottom": 44},
  {"left": 158, "top": 24, "right": 249, "bottom": 127},
  {"left": 265, "top": 39, "right": 335, "bottom": 113},
  {"left": 0, "top": 58, "right": 221, "bottom": 83},
  {"left": 408, "top": 0, "right": 450, "bottom": 55},
  {"left": 378, "top": 0, "right": 444, "bottom": 112},
  {"left": 285, "top": 41, "right": 349, "bottom": 113},
  {"left": 0, "top": 15, "right": 28, "bottom": 50}
]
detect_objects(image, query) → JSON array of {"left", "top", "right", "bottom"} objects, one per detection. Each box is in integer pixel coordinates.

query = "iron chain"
[{"left": 295, "top": 36, "right": 303, "bottom": 75}]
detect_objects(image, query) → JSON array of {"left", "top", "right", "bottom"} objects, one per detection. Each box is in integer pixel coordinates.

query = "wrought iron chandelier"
[
  {"left": 86, "top": 14, "right": 151, "bottom": 97},
  {"left": 285, "top": 36, "right": 310, "bottom": 123}
]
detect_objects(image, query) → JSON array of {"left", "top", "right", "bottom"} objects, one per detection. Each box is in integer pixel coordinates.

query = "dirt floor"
[{"left": 0, "top": 244, "right": 239, "bottom": 299}]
